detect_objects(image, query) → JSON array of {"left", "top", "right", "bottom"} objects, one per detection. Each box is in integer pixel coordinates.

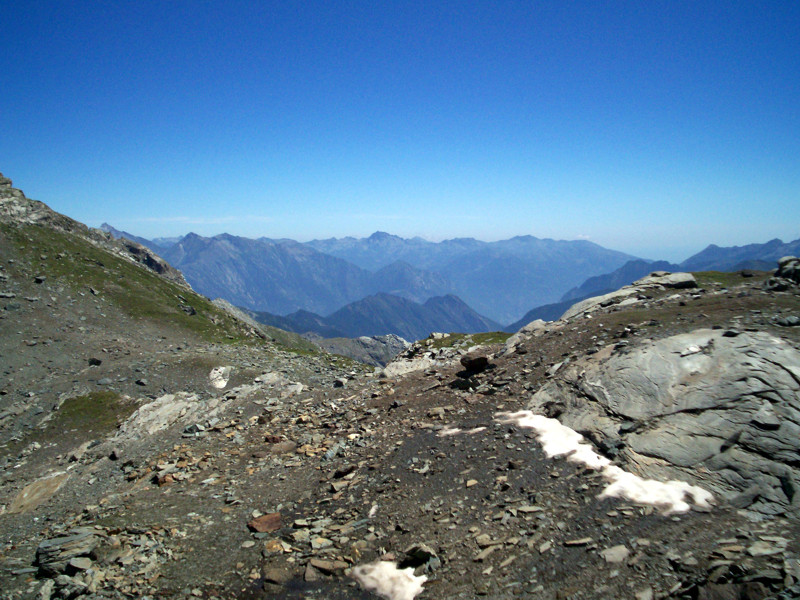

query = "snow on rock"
[
  {"left": 209, "top": 366, "right": 231, "bottom": 389},
  {"left": 438, "top": 426, "right": 487, "bottom": 437},
  {"left": 496, "top": 411, "right": 714, "bottom": 514},
  {"left": 351, "top": 561, "right": 427, "bottom": 600}
]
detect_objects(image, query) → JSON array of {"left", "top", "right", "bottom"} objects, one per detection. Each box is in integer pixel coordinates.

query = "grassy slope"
[{"left": 2, "top": 221, "right": 321, "bottom": 355}]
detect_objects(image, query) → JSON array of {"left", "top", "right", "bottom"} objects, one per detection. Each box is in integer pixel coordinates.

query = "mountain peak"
[{"left": 368, "top": 231, "right": 400, "bottom": 242}]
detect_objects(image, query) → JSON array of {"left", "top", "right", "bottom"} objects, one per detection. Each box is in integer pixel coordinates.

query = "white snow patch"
[
  {"left": 351, "top": 561, "right": 427, "bottom": 600},
  {"left": 496, "top": 411, "right": 714, "bottom": 514},
  {"left": 209, "top": 366, "right": 231, "bottom": 389},
  {"left": 368, "top": 504, "right": 379, "bottom": 518},
  {"left": 438, "top": 426, "right": 486, "bottom": 437}
]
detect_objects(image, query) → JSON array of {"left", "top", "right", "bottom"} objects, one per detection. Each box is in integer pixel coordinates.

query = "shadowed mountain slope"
[
  {"left": 678, "top": 238, "right": 800, "bottom": 272},
  {"left": 249, "top": 293, "right": 501, "bottom": 342}
]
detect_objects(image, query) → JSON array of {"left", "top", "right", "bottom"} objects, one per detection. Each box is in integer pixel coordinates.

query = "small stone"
[
  {"left": 309, "top": 558, "right": 348, "bottom": 574},
  {"left": 473, "top": 546, "right": 498, "bottom": 562},
  {"left": 465, "top": 479, "right": 478, "bottom": 488},
  {"left": 270, "top": 441, "right": 297, "bottom": 455},
  {"left": 747, "top": 540, "right": 781, "bottom": 556},
  {"left": 330, "top": 480, "right": 349, "bottom": 493},
  {"left": 68, "top": 556, "right": 93, "bottom": 571},
  {"left": 310, "top": 537, "right": 333, "bottom": 550},
  {"left": 635, "top": 588, "right": 654, "bottom": 600},
  {"left": 600, "top": 545, "right": 629, "bottom": 564},
  {"left": 248, "top": 512, "right": 282, "bottom": 533},
  {"left": 263, "top": 539, "right": 284, "bottom": 554},
  {"left": 263, "top": 566, "right": 292, "bottom": 585},
  {"left": 304, "top": 563, "right": 321, "bottom": 582},
  {"left": 460, "top": 353, "right": 489, "bottom": 373},
  {"left": 564, "top": 537, "right": 593, "bottom": 547}
]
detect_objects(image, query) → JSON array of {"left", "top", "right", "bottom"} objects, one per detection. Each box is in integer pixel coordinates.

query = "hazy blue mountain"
[
  {"left": 151, "top": 235, "right": 183, "bottom": 248},
  {"left": 158, "top": 233, "right": 373, "bottom": 315},
  {"left": 679, "top": 238, "right": 800, "bottom": 272},
  {"left": 250, "top": 292, "right": 500, "bottom": 341},
  {"left": 308, "top": 233, "right": 635, "bottom": 322},
  {"left": 150, "top": 232, "right": 455, "bottom": 316},
  {"left": 370, "top": 260, "right": 457, "bottom": 303},
  {"left": 510, "top": 237, "right": 798, "bottom": 329},
  {"left": 246, "top": 308, "right": 348, "bottom": 339}
]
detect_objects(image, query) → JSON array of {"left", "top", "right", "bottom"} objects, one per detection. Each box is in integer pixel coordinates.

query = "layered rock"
[{"left": 527, "top": 328, "right": 800, "bottom": 515}]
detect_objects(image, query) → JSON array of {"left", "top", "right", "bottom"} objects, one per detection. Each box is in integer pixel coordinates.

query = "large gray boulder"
[
  {"left": 777, "top": 256, "right": 800, "bottom": 284},
  {"left": 528, "top": 328, "right": 800, "bottom": 516}
]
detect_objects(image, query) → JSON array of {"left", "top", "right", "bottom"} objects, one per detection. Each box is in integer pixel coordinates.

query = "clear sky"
[{"left": 1, "top": 1, "right": 798, "bottom": 262}]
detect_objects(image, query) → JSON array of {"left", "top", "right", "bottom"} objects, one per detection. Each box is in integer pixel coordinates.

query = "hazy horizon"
[{"left": 2, "top": 1, "right": 798, "bottom": 264}]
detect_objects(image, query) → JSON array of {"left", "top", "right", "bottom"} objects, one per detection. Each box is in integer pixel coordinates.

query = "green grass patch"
[
  {"left": 6, "top": 391, "right": 137, "bottom": 455},
  {"left": 694, "top": 270, "right": 769, "bottom": 288},
  {"left": 471, "top": 331, "right": 513, "bottom": 345},
  {"left": 1, "top": 223, "right": 262, "bottom": 344},
  {"left": 424, "top": 331, "right": 512, "bottom": 349},
  {"left": 52, "top": 391, "right": 136, "bottom": 436}
]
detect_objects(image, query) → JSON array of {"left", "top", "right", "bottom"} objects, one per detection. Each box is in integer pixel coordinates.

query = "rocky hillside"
[{"left": 2, "top": 175, "right": 800, "bottom": 600}]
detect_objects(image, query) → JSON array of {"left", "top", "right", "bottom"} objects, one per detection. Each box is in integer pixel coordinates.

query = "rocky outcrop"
[
  {"left": 527, "top": 328, "right": 800, "bottom": 516},
  {"left": 311, "top": 334, "right": 410, "bottom": 366},
  {"left": 764, "top": 256, "right": 800, "bottom": 291},
  {"left": 211, "top": 298, "right": 269, "bottom": 339},
  {"left": 559, "top": 271, "right": 697, "bottom": 321},
  {"left": 777, "top": 256, "right": 800, "bottom": 284},
  {"left": 381, "top": 333, "right": 472, "bottom": 378}
]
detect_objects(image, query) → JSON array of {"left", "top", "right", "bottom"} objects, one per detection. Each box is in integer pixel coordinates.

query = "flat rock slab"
[
  {"left": 36, "top": 529, "right": 102, "bottom": 576},
  {"left": 601, "top": 545, "right": 630, "bottom": 564},
  {"left": 248, "top": 512, "right": 282, "bottom": 533},
  {"left": 8, "top": 472, "right": 70, "bottom": 514}
]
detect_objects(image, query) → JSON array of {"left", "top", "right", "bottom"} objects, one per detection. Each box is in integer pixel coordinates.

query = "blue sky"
[{"left": 1, "top": 1, "right": 798, "bottom": 262}]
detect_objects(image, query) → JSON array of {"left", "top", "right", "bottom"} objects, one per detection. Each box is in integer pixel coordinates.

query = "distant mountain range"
[
  {"left": 307, "top": 232, "right": 635, "bottom": 322},
  {"left": 102, "top": 226, "right": 455, "bottom": 316},
  {"left": 556, "top": 238, "right": 800, "bottom": 307},
  {"left": 101, "top": 224, "right": 798, "bottom": 339},
  {"left": 101, "top": 225, "right": 637, "bottom": 324}
]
